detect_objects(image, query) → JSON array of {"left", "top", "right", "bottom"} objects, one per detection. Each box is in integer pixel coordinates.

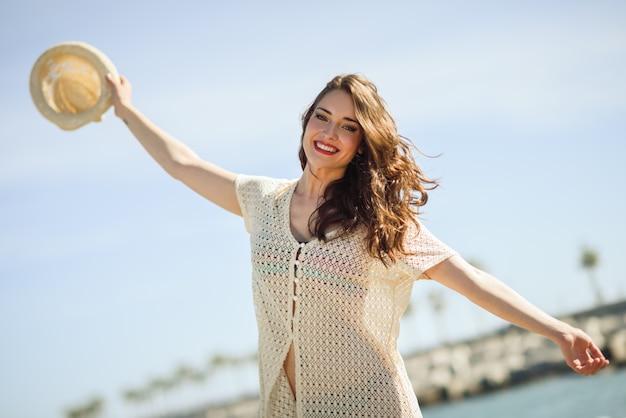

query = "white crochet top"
[{"left": 235, "top": 175, "right": 457, "bottom": 417}]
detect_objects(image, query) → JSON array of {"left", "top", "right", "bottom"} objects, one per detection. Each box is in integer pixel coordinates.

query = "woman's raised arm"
[
  {"left": 425, "top": 254, "right": 609, "bottom": 376},
  {"left": 106, "top": 74, "right": 241, "bottom": 216}
]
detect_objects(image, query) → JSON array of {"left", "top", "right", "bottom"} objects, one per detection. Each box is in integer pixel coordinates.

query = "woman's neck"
[{"left": 297, "top": 163, "right": 345, "bottom": 199}]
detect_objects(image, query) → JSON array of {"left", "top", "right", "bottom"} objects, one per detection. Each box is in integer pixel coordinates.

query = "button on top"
[{"left": 299, "top": 242, "right": 305, "bottom": 248}]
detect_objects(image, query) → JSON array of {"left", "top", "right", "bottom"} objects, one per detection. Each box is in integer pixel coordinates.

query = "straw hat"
[{"left": 30, "top": 41, "right": 118, "bottom": 130}]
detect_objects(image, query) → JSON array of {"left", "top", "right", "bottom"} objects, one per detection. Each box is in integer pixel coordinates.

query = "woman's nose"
[{"left": 323, "top": 122, "right": 338, "bottom": 139}]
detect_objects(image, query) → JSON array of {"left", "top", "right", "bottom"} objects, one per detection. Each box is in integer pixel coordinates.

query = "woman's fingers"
[
  {"left": 106, "top": 74, "right": 132, "bottom": 118},
  {"left": 570, "top": 341, "right": 609, "bottom": 375}
]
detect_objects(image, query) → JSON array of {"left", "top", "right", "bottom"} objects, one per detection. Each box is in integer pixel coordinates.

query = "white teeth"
[{"left": 316, "top": 142, "right": 337, "bottom": 152}]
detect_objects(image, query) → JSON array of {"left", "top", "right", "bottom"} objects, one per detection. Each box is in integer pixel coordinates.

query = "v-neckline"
[
  {"left": 284, "top": 180, "right": 315, "bottom": 246},
  {"left": 283, "top": 180, "right": 343, "bottom": 246}
]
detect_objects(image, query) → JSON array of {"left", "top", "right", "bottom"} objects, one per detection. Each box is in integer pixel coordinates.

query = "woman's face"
[{"left": 302, "top": 89, "right": 363, "bottom": 177}]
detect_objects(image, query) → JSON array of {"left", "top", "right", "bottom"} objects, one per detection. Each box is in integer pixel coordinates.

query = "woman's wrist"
[
  {"left": 547, "top": 321, "right": 578, "bottom": 346},
  {"left": 113, "top": 102, "right": 137, "bottom": 126}
]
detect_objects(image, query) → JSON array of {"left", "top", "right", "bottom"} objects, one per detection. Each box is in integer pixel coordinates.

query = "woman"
[{"left": 106, "top": 73, "right": 608, "bottom": 417}]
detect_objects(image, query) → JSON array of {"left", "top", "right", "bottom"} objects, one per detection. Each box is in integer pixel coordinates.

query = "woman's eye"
[
  {"left": 315, "top": 113, "right": 327, "bottom": 121},
  {"left": 343, "top": 125, "right": 357, "bottom": 132}
]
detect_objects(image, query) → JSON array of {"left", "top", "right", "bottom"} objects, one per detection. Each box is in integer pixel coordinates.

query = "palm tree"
[
  {"left": 428, "top": 289, "right": 447, "bottom": 344},
  {"left": 122, "top": 387, "right": 149, "bottom": 418},
  {"left": 184, "top": 366, "right": 208, "bottom": 409},
  {"left": 172, "top": 364, "right": 201, "bottom": 410},
  {"left": 402, "top": 295, "right": 422, "bottom": 351},
  {"left": 581, "top": 246, "right": 604, "bottom": 305},
  {"left": 188, "top": 367, "right": 207, "bottom": 385},
  {"left": 207, "top": 352, "right": 237, "bottom": 375},
  {"left": 148, "top": 377, "right": 175, "bottom": 417},
  {"left": 65, "top": 396, "right": 104, "bottom": 418}
]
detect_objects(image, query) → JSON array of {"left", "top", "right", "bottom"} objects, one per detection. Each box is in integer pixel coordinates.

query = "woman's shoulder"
[{"left": 235, "top": 174, "right": 296, "bottom": 199}]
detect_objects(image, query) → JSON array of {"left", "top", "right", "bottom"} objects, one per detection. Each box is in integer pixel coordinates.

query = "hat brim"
[{"left": 30, "top": 41, "right": 118, "bottom": 131}]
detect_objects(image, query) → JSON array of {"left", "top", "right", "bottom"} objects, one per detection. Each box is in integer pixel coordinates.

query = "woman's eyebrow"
[{"left": 317, "top": 106, "right": 359, "bottom": 125}]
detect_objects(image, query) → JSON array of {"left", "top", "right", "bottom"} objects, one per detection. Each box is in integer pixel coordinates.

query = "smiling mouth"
[{"left": 315, "top": 141, "right": 338, "bottom": 153}]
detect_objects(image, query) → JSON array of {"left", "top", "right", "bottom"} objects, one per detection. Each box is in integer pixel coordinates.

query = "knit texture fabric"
[{"left": 235, "top": 175, "right": 457, "bottom": 417}]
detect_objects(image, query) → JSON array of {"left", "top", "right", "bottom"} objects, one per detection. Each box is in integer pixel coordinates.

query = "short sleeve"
[
  {"left": 234, "top": 174, "right": 292, "bottom": 233},
  {"left": 398, "top": 221, "right": 458, "bottom": 280},
  {"left": 234, "top": 174, "right": 255, "bottom": 233}
]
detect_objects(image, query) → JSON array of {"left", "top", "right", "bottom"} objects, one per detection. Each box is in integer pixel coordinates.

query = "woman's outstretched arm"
[
  {"left": 106, "top": 74, "right": 241, "bottom": 216},
  {"left": 425, "top": 254, "right": 609, "bottom": 376}
]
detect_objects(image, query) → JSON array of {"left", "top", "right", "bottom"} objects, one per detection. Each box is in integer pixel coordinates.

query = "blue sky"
[{"left": 1, "top": 1, "right": 625, "bottom": 417}]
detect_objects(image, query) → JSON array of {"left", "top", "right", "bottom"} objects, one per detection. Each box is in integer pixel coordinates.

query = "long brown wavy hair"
[{"left": 298, "top": 74, "right": 438, "bottom": 265}]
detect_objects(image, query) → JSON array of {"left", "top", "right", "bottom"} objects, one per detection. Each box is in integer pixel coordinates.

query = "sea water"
[{"left": 421, "top": 367, "right": 626, "bottom": 418}]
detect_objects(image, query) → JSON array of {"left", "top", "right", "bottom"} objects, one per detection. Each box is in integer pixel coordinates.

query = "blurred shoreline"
[
  {"left": 405, "top": 298, "right": 626, "bottom": 406},
  {"left": 168, "top": 299, "right": 626, "bottom": 418}
]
